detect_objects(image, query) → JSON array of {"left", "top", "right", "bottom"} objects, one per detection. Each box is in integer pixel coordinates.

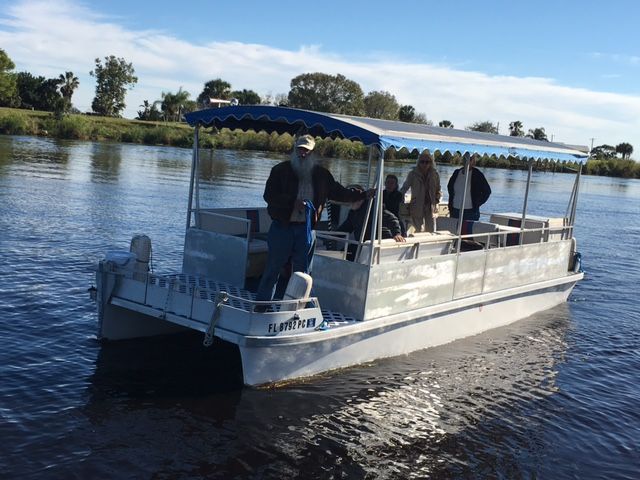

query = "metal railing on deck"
[{"left": 103, "top": 264, "right": 319, "bottom": 316}]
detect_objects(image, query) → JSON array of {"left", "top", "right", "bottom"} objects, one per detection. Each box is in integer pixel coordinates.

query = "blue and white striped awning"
[{"left": 185, "top": 106, "right": 588, "bottom": 162}]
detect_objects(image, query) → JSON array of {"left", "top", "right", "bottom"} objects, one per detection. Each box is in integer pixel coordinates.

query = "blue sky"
[{"left": 1, "top": 0, "right": 639, "bottom": 152}]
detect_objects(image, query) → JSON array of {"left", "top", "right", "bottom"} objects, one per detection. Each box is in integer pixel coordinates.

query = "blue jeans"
[
  {"left": 451, "top": 207, "right": 480, "bottom": 221},
  {"left": 255, "top": 221, "right": 316, "bottom": 302}
]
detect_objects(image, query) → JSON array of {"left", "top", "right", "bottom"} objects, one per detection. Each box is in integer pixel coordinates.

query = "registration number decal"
[{"left": 268, "top": 317, "right": 316, "bottom": 333}]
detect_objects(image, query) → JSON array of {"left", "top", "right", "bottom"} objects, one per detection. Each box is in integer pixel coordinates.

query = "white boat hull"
[{"left": 231, "top": 275, "right": 579, "bottom": 385}]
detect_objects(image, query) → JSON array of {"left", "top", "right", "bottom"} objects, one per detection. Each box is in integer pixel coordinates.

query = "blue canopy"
[{"left": 185, "top": 106, "right": 588, "bottom": 162}]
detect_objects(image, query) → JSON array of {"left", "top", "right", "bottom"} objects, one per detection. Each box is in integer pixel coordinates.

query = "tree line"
[{"left": 0, "top": 48, "right": 634, "bottom": 162}]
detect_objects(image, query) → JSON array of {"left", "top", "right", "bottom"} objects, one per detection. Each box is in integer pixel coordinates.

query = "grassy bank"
[
  {"left": 0, "top": 107, "right": 204, "bottom": 148},
  {"left": 0, "top": 107, "right": 367, "bottom": 157},
  {"left": 1, "top": 107, "right": 638, "bottom": 178}
]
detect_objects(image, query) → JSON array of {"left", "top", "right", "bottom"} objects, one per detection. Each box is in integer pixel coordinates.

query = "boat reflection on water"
[
  {"left": 232, "top": 305, "right": 572, "bottom": 478},
  {"left": 88, "top": 333, "right": 243, "bottom": 398},
  {"left": 84, "top": 305, "right": 571, "bottom": 478}
]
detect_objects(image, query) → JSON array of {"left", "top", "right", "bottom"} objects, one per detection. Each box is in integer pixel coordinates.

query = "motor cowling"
[
  {"left": 130, "top": 234, "right": 152, "bottom": 273},
  {"left": 281, "top": 272, "right": 313, "bottom": 311}
]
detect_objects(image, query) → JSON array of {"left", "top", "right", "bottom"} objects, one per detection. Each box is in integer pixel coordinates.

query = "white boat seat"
[
  {"left": 490, "top": 213, "right": 567, "bottom": 244},
  {"left": 436, "top": 218, "right": 502, "bottom": 247}
]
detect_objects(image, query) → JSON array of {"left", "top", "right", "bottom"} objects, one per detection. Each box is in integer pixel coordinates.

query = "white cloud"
[{"left": 2, "top": 0, "right": 640, "bottom": 152}]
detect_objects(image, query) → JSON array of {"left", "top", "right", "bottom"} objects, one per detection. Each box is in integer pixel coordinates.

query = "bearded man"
[{"left": 255, "top": 134, "right": 369, "bottom": 304}]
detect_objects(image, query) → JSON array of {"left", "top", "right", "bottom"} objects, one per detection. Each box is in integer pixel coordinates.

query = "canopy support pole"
[
  {"left": 565, "top": 174, "right": 578, "bottom": 219},
  {"left": 364, "top": 146, "right": 384, "bottom": 266},
  {"left": 377, "top": 148, "right": 385, "bottom": 248},
  {"left": 356, "top": 147, "right": 374, "bottom": 262},
  {"left": 519, "top": 160, "right": 533, "bottom": 246},
  {"left": 366, "top": 147, "right": 373, "bottom": 187},
  {"left": 568, "top": 165, "right": 582, "bottom": 238},
  {"left": 194, "top": 128, "right": 201, "bottom": 228},
  {"left": 452, "top": 153, "right": 471, "bottom": 300},
  {"left": 563, "top": 170, "right": 579, "bottom": 240},
  {"left": 186, "top": 126, "right": 199, "bottom": 232}
]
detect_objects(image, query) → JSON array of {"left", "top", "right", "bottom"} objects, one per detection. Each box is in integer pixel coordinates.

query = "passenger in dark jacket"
[
  {"left": 338, "top": 188, "right": 405, "bottom": 261},
  {"left": 382, "top": 174, "right": 406, "bottom": 235},
  {"left": 447, "top": 155, "right": 491, "bottom": 221},
  {"left": 382, "top": 174, "right": 403, "bottom": 220},
  {"left": 256, "top": 135, "right": 369, "bottom": 303}
]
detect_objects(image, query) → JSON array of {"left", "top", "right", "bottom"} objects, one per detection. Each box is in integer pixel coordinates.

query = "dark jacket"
[
  {"left": 338, "top": 203, "right": 402, "bottom": 241},
  {"left": 382, "top": 189, "right": 403, "bottom": 220},
  {"left": 263, "top": 161, "right": 365, "bottom": 226},
  {"left": 447, "top": 167, "right": 491, "bottom": 211}
]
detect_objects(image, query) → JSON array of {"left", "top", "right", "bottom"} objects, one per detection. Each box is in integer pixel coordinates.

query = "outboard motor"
[
  {"left": 130, "top": 234, "right": 152, "bottom": 273},
  {"left": 281, "top": 272, "right": 313, "bottom": 311}
]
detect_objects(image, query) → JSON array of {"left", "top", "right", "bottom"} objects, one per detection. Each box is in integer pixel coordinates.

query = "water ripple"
[{"left": 1, "top": 137, "right": 639, "bottom": 479}]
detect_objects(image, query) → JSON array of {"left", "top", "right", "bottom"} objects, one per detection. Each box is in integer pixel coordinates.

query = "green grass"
[
  {"left": 0, "top": 107, "right": 637, "bottom": 177},
  {"left": 0, "top": 107, "right": 199, "bottom": 147}
]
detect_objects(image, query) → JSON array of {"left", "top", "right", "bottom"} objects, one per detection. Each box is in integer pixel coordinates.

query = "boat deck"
[{"left": 145, "top": 272, "right": 359, "bottom": 329}]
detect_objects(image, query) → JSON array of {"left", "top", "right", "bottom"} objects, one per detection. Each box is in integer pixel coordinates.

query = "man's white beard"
[{"left": 291, "top": 151, "right": 315, "bottom": 181}]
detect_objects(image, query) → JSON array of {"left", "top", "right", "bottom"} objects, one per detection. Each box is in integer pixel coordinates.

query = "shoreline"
[{"left": 1, "top": 107, "right": 637, "bottom": 178}]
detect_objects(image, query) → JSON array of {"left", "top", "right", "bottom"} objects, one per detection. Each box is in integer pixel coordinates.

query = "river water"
[{"left": 1, "top": 136, "right": 638, "bottom": 479}]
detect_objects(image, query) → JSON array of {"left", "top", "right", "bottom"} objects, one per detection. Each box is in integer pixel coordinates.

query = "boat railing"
[
  {"left": 316, "top": 221, "right": 574, "bottom": 265},
  {"left": 315, "top": 230, "right": 351, "bottom": 259},
  {"left": 101, "top": 262, "right": 319, "bottom": 315},
  {"left": 448, "top": 223, "right": 573, "bottom": 249}
]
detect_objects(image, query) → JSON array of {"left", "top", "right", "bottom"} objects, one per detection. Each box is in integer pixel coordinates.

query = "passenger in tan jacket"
[{"left": 400, "top": 151, "right": 441, "bottom": 233}]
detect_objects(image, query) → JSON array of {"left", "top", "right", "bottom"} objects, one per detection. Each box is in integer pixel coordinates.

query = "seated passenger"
[
  {"left": 382, "top": 174, "right": 406, "bottom": 236},
  {"left": 338, "top": 187, "right": 405, "bottom": 261}
]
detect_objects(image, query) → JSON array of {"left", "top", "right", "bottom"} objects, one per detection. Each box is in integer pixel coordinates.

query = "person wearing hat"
[{"left": 255, "top": 134, "right": 371, "bottom": 305}]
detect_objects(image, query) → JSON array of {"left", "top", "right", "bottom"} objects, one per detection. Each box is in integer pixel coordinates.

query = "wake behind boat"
[{"left": 92, "top": 106, "right": 587, "bottom": 386}]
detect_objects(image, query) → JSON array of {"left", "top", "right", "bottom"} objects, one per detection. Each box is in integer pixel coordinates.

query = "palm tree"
[
  {"left": 137, "top": 100, "right": 161, "bottom": 121},
  {"left": 509, "top": 120, "right": 524, "bottom": 137},
  {"left": 58, "top": 71, "right": 79, "bottom": 112},
  {"left": 197, "top": 78, "right": 232, "bottom": 107},
  {"left": 526, "top": 127, "right": 548, "bottom": 141},
  {"left": 159, "top": 87, "right": 191, "bottom": 122},
  {"left": 616, "top": 142, "right": 633, "bottom": 160}
]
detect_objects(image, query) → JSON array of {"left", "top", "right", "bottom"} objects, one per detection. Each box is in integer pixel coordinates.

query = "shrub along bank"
[{"left": 0, "top": 108, "right": 637, "bottom": 177}]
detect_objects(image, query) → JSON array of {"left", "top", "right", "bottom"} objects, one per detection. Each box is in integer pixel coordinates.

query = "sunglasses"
[{"left": 419, "top": 160, "right": 430, "bottom": 164}]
